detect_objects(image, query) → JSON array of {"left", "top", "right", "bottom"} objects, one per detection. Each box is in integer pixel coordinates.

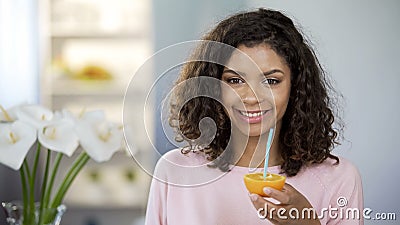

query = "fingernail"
[
  {"left": 263, "top": 187, "right": 272, "bottom": 195},
  {"left": 250, "top": 194, "right": 258, "bottom": 201}
]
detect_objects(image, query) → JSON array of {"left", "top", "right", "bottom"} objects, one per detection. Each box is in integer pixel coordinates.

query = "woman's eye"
[
  {"left": 262, "top": 78, "right": 280, "bottom": 85},
  {"left": 227, "top": 78, "right": 244, "bottom": 84}
]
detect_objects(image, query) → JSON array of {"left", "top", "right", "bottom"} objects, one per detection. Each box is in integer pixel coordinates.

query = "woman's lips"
[{"left": 234, "top": 109, "right": 269, "bottom": 124}]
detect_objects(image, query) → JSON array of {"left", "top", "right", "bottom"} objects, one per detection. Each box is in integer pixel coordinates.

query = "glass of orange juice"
[{"left": 243, "top": 173, "right": 286, "bottom": 197}]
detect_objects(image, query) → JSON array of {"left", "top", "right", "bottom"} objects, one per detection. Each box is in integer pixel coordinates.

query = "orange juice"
[{"left": 243, "top": 173, "right": 286, "bottom": 197}]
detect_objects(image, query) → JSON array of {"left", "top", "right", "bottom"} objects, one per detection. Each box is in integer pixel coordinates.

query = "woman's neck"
[{"left": 230, "top": 127, "right": 283, "bottom": 168}]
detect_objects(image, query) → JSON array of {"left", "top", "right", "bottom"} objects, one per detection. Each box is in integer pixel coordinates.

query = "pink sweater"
[{"left": 145, "top": 149, "right": 363, "bottom": 225}]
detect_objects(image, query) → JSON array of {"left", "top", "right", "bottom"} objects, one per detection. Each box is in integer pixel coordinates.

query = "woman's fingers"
[
  {"left": 263, "top": 187, "right": 290, "bottom": 204},
  {"left": 249, "top": 193, "right": 265, "bottom": 209},
  {"left": 249, "top": 193, "right": 275, "bottom": 216},
  {"left": 249, "top": 194, "right": 281, "bottom": 223}
]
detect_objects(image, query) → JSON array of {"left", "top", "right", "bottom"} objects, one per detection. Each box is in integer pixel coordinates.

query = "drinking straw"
[{"left": 263, "top": 128, "right": 274, "bottom": 179}]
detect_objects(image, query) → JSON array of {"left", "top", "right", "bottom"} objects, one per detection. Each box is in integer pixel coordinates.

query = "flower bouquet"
[{"left": 0, "top": 104, "right": 123, "bottom": 225}]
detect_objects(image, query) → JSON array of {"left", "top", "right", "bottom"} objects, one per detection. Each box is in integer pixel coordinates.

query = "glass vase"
[{"left": 1, "top": 201, "right": 66, "bottom": 225}]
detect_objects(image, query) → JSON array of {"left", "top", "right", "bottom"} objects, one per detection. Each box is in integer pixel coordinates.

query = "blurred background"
[{"left": 0, "top": 0, "right": 399, "bottom": 224}]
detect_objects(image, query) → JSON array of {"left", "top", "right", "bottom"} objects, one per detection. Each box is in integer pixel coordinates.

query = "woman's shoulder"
[
  {"left": 153, "top": 148, "right": 224, "bottom": 186},
  {"left": 153, "top": 148, "right": 209, "bottom": 176},
  {"left": 160, "top": 148, "right": 209, "bottom": 166},
  {"left": 299, "top": 156, "right": 362, "bottom": 192},
  {"left": 315, "top": 156, "right": 359, "bottom": 175}
]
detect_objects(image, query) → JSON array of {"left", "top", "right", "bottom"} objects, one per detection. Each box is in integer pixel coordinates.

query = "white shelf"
[
  {"left": 53, "top": 148, "right": 151, "bottom": 210},
  {"left": 51, "top": 79, "right": 127, "bottom": 96},
  {"left": 41, "top": 0, "right": 153, "bottom": 212},
  {"left": 50, "top": 30, "right": 148, "bottom": 39}
]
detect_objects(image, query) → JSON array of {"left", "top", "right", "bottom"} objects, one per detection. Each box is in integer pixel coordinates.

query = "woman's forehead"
[{"left": 224, "top": 44, "right": 288, "bottom": 74}]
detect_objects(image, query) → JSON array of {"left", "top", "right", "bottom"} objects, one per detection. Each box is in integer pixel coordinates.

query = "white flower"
[
  {"left": 75, "top": 120, "right": 123, "bottom": 162},
  {"left": 16, "top": 105, "right": 54, "bottom": 130},
  {"left": 0, "top": 121, "right": 37, "bottom": 170},
  {"left": 38, "top": 121, "right": 79, "bottom": 157},
  {"left": 0, "top": 105, "right": 19, "bottom": 122},
  {"left": 0, "top": 103, "right": 126, "bottom": 221},
  {"left": 62, "top": 109, "right": 105, "bottom": 125}
]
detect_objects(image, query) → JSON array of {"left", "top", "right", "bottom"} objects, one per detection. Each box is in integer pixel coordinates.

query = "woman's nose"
[{"left": 241, "top": 83, "right": 266, "bottom": 105}]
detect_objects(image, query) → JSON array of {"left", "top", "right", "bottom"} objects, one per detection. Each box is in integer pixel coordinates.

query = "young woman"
[{"left": 145, "top": 8, "right": 363, "bottom": 225}]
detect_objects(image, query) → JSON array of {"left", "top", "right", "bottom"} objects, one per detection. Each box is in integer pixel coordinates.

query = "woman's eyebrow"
[
  {"left": 222, "top": 68, "right": 244, "bottom": 76},
  {"left": 223, "top": 68, "right": 285, "bottom": 77},
  {"left": 263, "top": 69, "right": 285, "bottom": 76}
]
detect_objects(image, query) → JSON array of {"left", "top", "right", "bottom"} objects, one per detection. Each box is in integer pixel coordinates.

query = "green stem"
[
  {"left": 42, "top": 153, "right": 63, "bottom": 224},
  {"left": 23, "top": 160, "right": 32, "bottom": 185},
  {"left": 20, "top": 161, "right": 29, "bottom": 225},
  {"left": 38, "top": 149, "right": 51, "bottom": 225},
  {"left": 43, "top": 153, "right": 63, "bottom": 209},
  {"left": 29, "top": 142, "right": 41, "bottom": 224},
  {"left": 50, "top": 152, "right": 90, "bottom": 209}
]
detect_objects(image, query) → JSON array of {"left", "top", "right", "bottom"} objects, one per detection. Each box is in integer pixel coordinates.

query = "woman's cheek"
[{"left": 273, "top": 89, "right": 291, "bottom": 121}]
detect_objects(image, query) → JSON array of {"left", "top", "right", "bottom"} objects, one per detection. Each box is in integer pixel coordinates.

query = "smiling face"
[{"left": 221, "top": 44, "right": 291, "bottom": 137}]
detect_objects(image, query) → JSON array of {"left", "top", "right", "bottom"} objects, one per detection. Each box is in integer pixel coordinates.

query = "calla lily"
[
  {"left": 0, "top": 104, "right": 125, "bottom": 224},
  {"left": 0, "top": 121, "right": 36, "bottom": 170},
  {"left": 0, "top": 104, "right": 19, "bottom": 122},
  {"left": 62, "top": 109, "right": 105, "bottom": 125},
  {"left": 16, "top": 105, "right": 54, "bottom": 130},
  {"left": 75, "top": 120, "right": 123, "bottom": 162},
  {"left": 79, "top": 110, "right": 105, "bottom": 124},
  {"left": 38, "top": 121, "right": 79, "bottom": 157}
]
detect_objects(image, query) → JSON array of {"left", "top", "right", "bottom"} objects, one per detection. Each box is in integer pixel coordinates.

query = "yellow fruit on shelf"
[{"left": 76, "top": 65, "right": 113, "bottom": 80}]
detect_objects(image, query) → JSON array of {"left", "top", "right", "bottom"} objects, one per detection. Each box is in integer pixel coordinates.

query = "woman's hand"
[{"left": 249, "top": 183, "right": 321, "bottom": 225}]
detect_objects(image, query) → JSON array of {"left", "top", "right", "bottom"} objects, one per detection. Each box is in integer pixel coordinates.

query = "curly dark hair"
[{"left": 169, "top": 8, "right": 340, "bottom": 177}]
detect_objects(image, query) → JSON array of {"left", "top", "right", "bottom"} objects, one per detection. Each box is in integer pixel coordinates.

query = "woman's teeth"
[{"left": 239, "top": 111, "right": 266, "bottom": 117}]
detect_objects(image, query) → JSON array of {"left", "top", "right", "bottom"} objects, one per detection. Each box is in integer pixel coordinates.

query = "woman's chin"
[{"left": 234, "top": 124, "right": 271, "bottom": 138}]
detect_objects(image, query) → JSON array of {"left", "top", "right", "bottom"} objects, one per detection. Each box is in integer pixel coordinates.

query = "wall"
[
  {"left": 0, "top": 0, "right": 39, "bottom": 107},
  {"left": 0, "top": 0, "right": 39, "bottom": 223}
]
